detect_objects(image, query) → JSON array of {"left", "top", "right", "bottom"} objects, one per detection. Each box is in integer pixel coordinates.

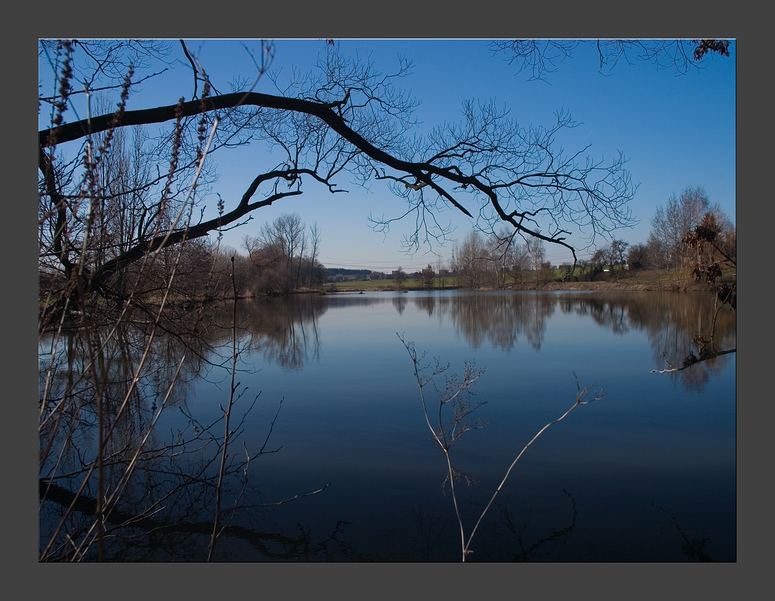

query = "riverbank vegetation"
[{"left": 329, "top": 186, "right": 735, "bottom": 297}]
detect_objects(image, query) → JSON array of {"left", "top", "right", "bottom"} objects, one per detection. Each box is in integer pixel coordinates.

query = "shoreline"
[{"left": 326, "top": 280, "right": 724, "bottom": 293}]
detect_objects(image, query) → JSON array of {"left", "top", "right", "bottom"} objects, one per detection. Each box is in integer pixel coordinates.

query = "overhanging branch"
[{"left": 41, "top": 86, "right": 634, "bottom": 267}]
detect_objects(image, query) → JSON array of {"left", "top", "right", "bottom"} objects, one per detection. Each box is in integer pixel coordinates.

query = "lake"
[{"left": 38, "top": 290, "right": 736, "bottom": 561}]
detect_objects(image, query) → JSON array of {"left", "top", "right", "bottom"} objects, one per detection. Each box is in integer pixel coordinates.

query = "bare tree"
[
  {"left": 627, "top": 243, "right": 648, "bottom": 270},
  {"left": 243, "top": 213, "right": 324, "bottom": 294},
  {"left": 420, "top": 264, "right": 436, "bottom": 289},
  {"left": 647, "top": 186, "right": 715, "bottom": 270},
  {"left": 449, "top": 228, "right": 535, "bottom": 289},
  {"left": 589, "top": 248, "right": 607, "bottom": 269},
  {"left": 611, "top": 239, "right": 629, "bottom": 267},
  {"left": 526, "top": 237, "right": 546, "bottom": 275},
  {"left": 394, "top": 266, "right": 407, "bottom": 290},
  {"left": 485, "top": 229, "right": 514, "bottom": 289},
  {"left": 453, "top": 231, "right": 488, "bottom": 290},
  {"left": 599, "top": 239, "right": 629, "bottom": 278},
  {"left": 435, "top": 256, "right": 446, "bottom": 287},
  {"left": 308, "top": 222, "right": 322, "bottom": 288},
  {"left": 41, "top": 39, "right": 642, "bottom": 316}
]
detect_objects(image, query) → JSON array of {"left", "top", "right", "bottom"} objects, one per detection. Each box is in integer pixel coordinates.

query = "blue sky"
[{"left": 41, "top": 39, "right": 736, "bottom": 272}]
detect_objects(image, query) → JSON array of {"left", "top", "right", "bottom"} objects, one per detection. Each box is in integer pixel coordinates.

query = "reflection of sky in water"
[{"left": 183, "top": 291, "right": 735, "bottom": 560}]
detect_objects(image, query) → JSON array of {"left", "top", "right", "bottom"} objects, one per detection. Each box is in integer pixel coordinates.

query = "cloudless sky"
[{"left": 41, "top": 39, "right": 736, "bottom": 272}]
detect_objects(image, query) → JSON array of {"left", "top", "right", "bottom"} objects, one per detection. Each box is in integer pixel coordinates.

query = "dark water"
[{"left": 39, "top": 290, "right": 736, "bottom": 561}]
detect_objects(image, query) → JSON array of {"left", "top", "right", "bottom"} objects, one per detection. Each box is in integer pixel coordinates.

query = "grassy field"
[
  {"left": 325, "top": 267, "right": 732, "bottom": 292},
  {"left": 328, "top": 277, "right": 457, "bottom": 291}
]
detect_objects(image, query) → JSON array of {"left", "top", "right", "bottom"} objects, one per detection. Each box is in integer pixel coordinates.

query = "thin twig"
[
  {"left": 207, "top": 255, "right": 239, "bottom": 561},
  {"left": 400, "top": 333, "right": 603, "bottom": 561},
  {"left": 464, "top": 378, "right": 603, "bottom": 558}
]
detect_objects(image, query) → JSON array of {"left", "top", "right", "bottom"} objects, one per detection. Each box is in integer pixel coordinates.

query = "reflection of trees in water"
[
  {"left": 39, "top": 320, "right": 208, "bottom": 481},
  {"left": 634, "top": 292, "right": 736, "bottom": 391},
  {"left": 480, "top": 489, "right": 578, "bottom": 561},
  {"left": 437, "top": 293, "right": 554, "bottom": 351},
  {"left": 38, "top": 308, "right": 330, "bottom": 561},
  {"left": 341, "top": 492, "right": 578, "bottom": 561},
  {"left": 414, "top": 295, "right": 437, "bottom": 317},
  {"left": 570, "top": 294, "right": 631, "bottom": 335},
  {"left": 215, "top": 292, "right": 734, "bottom": 391},
  {"left": 40, "top": 476, "right": 346, "bottom": 561},
  {"left": 224, "top": 295, "right": 328, "bottom": 371},
  {"left": 564, "top": 291, "right": 735, "bottom": 391},
  {"left": 393, "top": 294, "right": 408, "bottom": 315},
  {"left": 407, "top": 292, "right": 633, "bottom": 351},
  {"left": 40, "top": 316, "right": 221, "bottom": 559},
  {"left": 652, "top": 502, "right": 714, "bottom": 562},
  {"left": 405, "top": 292, "right": 734, "bottom": 391},
  {"left": 38, "top": 291, "right": 734, "bottom": 560}
]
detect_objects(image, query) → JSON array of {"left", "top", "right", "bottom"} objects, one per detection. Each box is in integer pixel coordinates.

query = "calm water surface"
[
  {"left": 40, "top": 290, "right": 736, "bottom": 561},
  {"left": 172, "top": 290, "right": 736, "bottom": 561}
]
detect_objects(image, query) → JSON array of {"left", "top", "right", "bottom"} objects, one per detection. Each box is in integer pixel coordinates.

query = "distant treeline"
[{"left": 325, "top": 268, "right": 372, "bottom": 276}]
